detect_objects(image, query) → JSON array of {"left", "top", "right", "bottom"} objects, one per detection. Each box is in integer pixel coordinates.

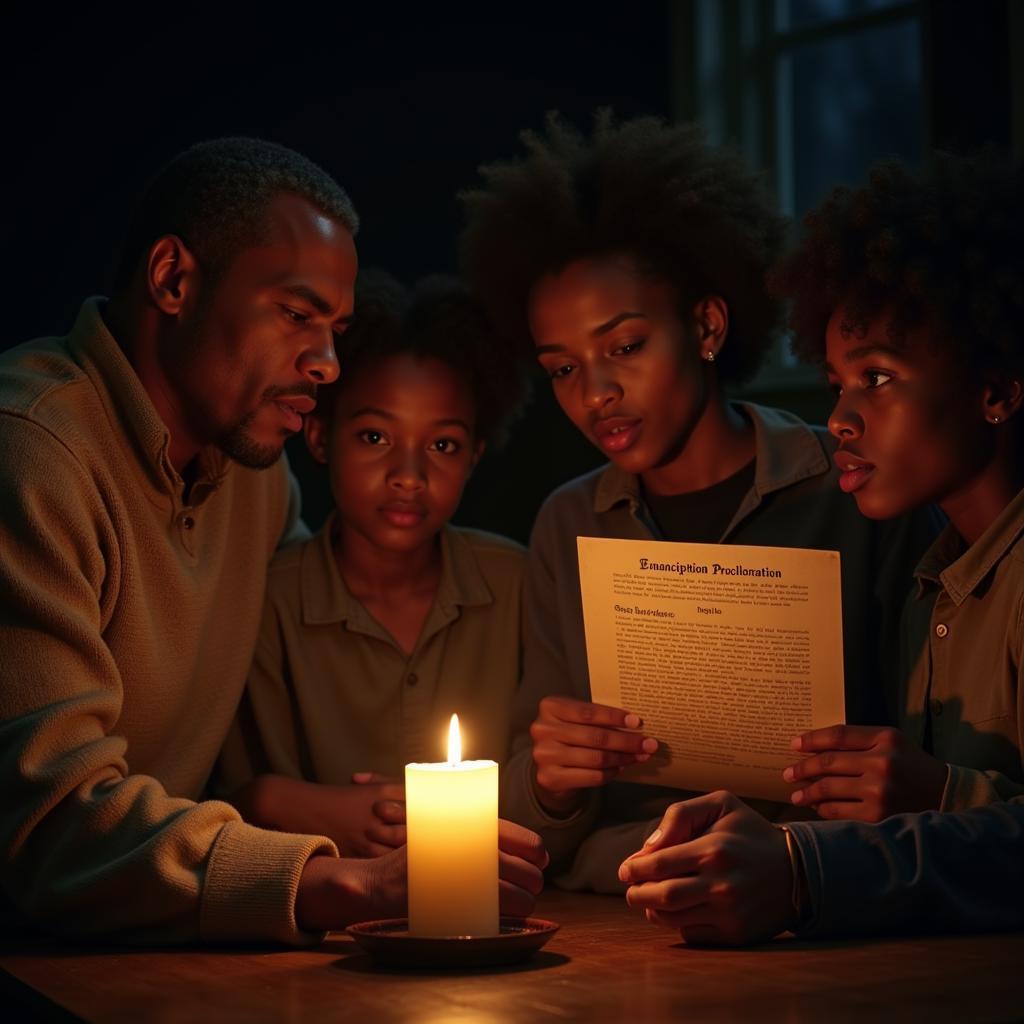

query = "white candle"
[{"left": 405, "top": 714, "right": 499, "bottom": 936}]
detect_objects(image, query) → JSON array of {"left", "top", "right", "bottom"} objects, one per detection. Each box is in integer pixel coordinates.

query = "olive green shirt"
[
  {"left": 900, "top": 486, "right": 1024, "bottom": 809},
  {"left": 215, "top": 515, "right": 525, "bottom": 787}
]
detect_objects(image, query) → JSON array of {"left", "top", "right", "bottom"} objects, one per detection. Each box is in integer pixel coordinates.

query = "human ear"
[
  {"left": 692, "top": 295, "right": 729, "bottom": 361},
  {"left": 146, "top": 235, "right": 199, "bottom": 316},
  {"left": 981, "top": 374, "right": 1024, "bottom": 425},
  {"left": 471, "top": 439, "right": 486, "bottom": 471},
  {"left": 304, "top": 412, "right": 330, "bottom": 464}
]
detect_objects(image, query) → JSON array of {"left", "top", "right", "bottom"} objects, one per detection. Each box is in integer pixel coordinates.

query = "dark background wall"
[{"left": 2, "top": 3, "right": 1018, "bottom": 543}]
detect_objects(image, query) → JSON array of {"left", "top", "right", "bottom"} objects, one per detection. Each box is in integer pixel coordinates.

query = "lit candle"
[{"left": 405, "top": 714, "right": 499, "bottom": 936}]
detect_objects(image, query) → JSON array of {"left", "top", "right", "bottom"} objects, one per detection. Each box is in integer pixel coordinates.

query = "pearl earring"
[{"left": 703, "top": 351, "right": 716, "bottom": 363}]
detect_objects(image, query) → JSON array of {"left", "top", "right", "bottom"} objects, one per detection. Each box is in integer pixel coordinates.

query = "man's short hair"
[{"left": 113, "top": 137, "right": 358, "bottom": 289}]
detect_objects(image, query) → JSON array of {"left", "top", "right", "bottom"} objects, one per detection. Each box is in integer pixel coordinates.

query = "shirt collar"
[
  {"left": 915, "top": 486, "right": 1024, "bottom": 605},
  {"left": 300, "top": 514, "right": 495, "bottom": 627},
  {"left": 68, "top": 297, "right": 229, "bottom": 502},
  {"left": 592, "top": 401, "right": 830, "bottom": 514}
]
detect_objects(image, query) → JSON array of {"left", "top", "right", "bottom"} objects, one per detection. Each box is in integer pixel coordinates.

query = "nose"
[
  {"left": 580, "top": 364, "right": 623, "bottom": 411},
  {"left": 388, "top": 448, "right": 427, "bottom": 493},
  {"left": 827, "top": 390, "right": 863, "bottom": 441},
  {"left": 297, "top": 329, "right": 341, "bottom": 385}
]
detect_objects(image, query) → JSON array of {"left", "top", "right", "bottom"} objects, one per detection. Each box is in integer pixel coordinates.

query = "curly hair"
[
  {"left": 771, "top": 152, "right": 1024, "bottom": 376},
  {"left": 459, "top": 110, "right": 787, "bottom": 385},
  {"left": 114, "top": 137, "right": 358, "bottom": 289},
  {"left": 317, "top": 271, "right": 530, "bottom": 449}
]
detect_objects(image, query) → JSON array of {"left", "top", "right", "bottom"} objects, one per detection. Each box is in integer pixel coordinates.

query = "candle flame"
[{"left": 447, "top": 713, "right": 461, "bottom": 764}]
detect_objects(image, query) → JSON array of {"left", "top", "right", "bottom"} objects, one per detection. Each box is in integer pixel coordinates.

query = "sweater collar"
[{"left": 68, "top": 298, "right": 229, "bottom": 501}]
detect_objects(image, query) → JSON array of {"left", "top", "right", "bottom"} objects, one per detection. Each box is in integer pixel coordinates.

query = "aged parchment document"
[{"left": 577, "top": 536, "right": 845, "bottom": 801}]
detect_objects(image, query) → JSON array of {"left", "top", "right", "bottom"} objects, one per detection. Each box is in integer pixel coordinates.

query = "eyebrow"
[
  {"left": 824, "top": 343, "right": 906, "bottom": 373},
  {"left": 535, "top": 311, "right": 647, "bottom": 355},
  {"left": 347, "top": 408, "right": 472, "bottom": 433},
  {"left": 349, "top": 406, "right": 395, "bottom": 420},
  {"left": 282, "top": 284, "right": 354, "bottom": 326}
]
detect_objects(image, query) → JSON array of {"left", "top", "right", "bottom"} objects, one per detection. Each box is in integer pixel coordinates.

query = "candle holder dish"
[{"left": 345, "top": 916, "right": 559, "bottom": 969}]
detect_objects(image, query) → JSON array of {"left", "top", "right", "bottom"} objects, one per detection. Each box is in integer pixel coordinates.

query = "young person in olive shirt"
[
  {"left": 459, "top": 113, "right": 938, "bottom": 892},
  {"left": 0, "top": 143, "right": 545, "bottom": 945},
  {"left": 621, "top": 154, "right": 1024, "bottom": 944},
  {"left": 216, "top": 275, "right": 531, "bottom": 859}
]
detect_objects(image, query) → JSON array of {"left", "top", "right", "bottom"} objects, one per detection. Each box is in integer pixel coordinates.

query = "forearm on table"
[{"left": 787, "top": 802, "right": 1024, "bottom": 938}]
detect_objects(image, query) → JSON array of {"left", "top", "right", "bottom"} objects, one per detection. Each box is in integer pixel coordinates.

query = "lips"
[
  {"left": 380, "top": 501, "right": 427, "bottom": 528},
  {"left": 591, "top": 415, "right": 642, "bottom": 454},
  {"left": 834, "top": 449, "right": 876, "bottom": 494},
  {"left": 272, "top": 393, "right": 317, "bottom": 433}
]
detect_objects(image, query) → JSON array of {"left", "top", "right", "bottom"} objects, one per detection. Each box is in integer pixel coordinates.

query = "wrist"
[
  {"left": 776, "top": 825, "right": 811, "bottom": 931},
  {"left": 532, "top": 769, "right": 584, "bottom": 818},
  {"left": 294, "top": 855, "right": 369, "bottom": 932}
]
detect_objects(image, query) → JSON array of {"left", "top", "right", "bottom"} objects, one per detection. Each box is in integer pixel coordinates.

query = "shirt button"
[
  {"left": 931, "top": 698, "right": 944, "bottom": 717},
  {"left": 406, "top": 673, "right": 418, "bottom": 687},
  {"left": 935, "top": 623, "right": 948, "bottom": 638}
]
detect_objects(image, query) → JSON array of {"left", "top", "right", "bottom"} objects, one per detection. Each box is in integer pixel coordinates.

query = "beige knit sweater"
[{"left": 0, "top": 300, "right": 337, "bottom": 944}]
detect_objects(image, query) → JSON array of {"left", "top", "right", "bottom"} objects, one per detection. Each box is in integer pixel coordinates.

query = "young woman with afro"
[
  {"left": 459, "top": 112, "right": 938, "bottom": 893},
  {"left": 619, "top": 152, "right": 1024, "bottom": 946}
]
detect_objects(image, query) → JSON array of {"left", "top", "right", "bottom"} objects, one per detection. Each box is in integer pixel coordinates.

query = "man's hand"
[
  {"left": 618, "top": 791, "right": 795, "bottom": 946},
  {"left": 530, "top": 696, "right": 658, "bottom": 815},
  {"left": 294, "top": 820, "right": 548, "bottom": 932},
  {"left": 230, "top": 774, "right": 406, "bottom": 858},
  {"left": 784, "top": 725, "right": 948, "bottom": 821},
  {"left": 295, "top": 848, "right": 408, "bottom": 931}
]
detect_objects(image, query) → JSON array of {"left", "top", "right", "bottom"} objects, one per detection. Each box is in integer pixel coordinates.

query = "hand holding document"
[{"left": 577, "top": 537, "right": 845, "bottom": 802}]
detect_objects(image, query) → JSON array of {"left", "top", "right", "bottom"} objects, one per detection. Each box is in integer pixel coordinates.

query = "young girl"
[
  {"left": 459, "top": 112, "right": 937, "bottom": 892},
  {"left": 215, "top": 274, "right": 531, "bottom": 858},
  {"left": 620, "top": 153, "right": 1024, "bottom": 944}
]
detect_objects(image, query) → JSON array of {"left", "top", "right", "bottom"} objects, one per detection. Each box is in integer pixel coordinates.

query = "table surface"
[{"left": 2, "top": 890, "right": 1022, "bottom": 1024}]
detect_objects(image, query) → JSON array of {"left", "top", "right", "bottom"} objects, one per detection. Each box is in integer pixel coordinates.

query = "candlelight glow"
[{"left": 447, "top": 713, "right": 461, "bottom": 764}]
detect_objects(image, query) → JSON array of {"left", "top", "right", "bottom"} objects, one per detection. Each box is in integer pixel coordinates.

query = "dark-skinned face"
[
  {"left": 166, "top": 193, "right": 357, "bottom": 469},
  {"left": 311, "top": 354, "right": 481, "bottom": 557},
  {"left": 825, "top": 308, "right": 989, "bottom": 519},
  {"left": 529, "top": 257, "right": 708, "bottom": 477}
]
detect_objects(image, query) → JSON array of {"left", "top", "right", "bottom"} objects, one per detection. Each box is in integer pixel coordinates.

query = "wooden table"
[{"left": 2, "top": 890, "right": 1021, "bottom": 1023}]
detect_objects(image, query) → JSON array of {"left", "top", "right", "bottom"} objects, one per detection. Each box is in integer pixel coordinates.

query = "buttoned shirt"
[
  {"left": 215, "top": 516, "right": 525, "bottom": 787},
  {"left": 900, "top": 486, "right": 1024, "bottom": 809}
]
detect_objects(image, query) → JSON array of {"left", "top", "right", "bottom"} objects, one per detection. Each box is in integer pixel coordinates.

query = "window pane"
[
  {"left": 778, "top": 0, "right": 909, "bottom": 31},
  {"left": 782, "top": 19, "right": 922, "bottom": 215}
]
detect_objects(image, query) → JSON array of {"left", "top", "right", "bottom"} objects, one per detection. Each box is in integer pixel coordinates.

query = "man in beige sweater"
[{"left": 0, "top": 138, "right": 544, "bottom": 945}]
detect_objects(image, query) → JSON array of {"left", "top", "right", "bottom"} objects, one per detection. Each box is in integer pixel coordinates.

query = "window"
[{"left": 674, "top": 0, "right": 925, "bottom": 391}]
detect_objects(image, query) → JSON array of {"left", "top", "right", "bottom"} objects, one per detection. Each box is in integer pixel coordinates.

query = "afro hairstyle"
[
  {"left": 771, "top": 151, "right": 1024, "bottom": 378},
  {"left": 459, "top": 110, "right": 787, "bottom": 385}
]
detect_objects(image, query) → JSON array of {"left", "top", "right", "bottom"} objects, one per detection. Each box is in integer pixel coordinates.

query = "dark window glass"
[
  {"left": 783, "top": 18, "right": 922, "bottom": 213},
  {"left": 778, "top": 0, "right": 909, "bottom": 30}
]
